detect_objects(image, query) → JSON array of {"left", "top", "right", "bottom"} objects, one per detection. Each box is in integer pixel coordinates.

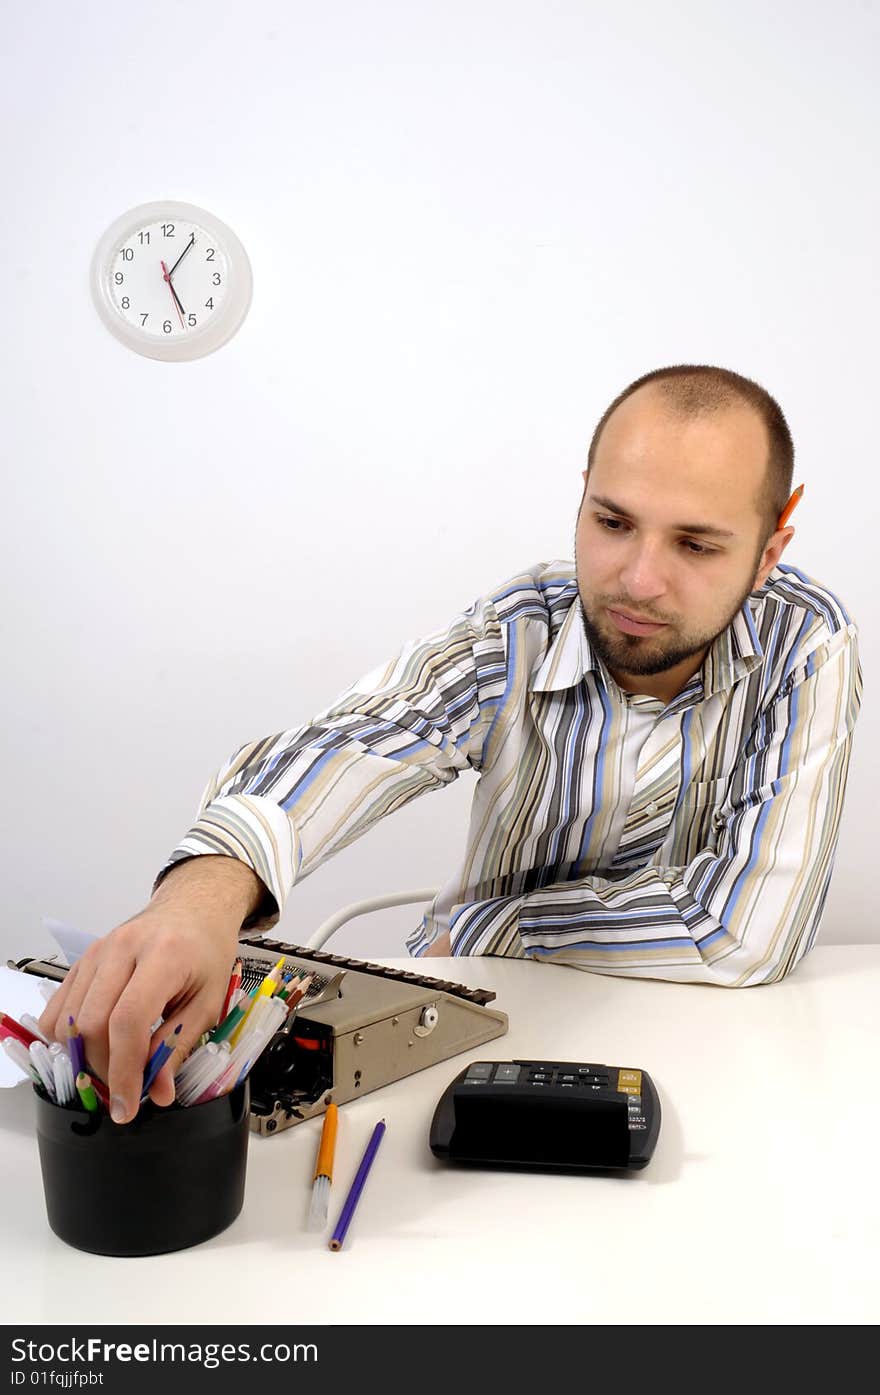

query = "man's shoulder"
[
  {"left": 753, "top": 563, "right": 858, "bottom": 638},
  {"left": 484, "top": 559, "right": 578, "bottom": 628}
]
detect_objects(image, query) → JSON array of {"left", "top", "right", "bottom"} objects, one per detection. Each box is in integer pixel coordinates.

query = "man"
[{"left": 40, "top": 364, "right": 862, "bottom": 1123}]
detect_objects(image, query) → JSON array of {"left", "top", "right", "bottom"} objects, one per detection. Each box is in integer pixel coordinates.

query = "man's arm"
[
  {"left": 151, "top": 588, "right": 509, "bottom": 928},
  {"left": 39, "top": 586, "right": 509, "bottom": 1118},
  {"left": 443, "top": 624, "right": 862, "bottom": 986}
]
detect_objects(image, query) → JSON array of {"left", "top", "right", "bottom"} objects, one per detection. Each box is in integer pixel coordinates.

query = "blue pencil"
[
  {"left": 329, "top": 1119, "right": 386, "bottom": 1251},
  {"left": 141, "top": 1023, "right": 183, "bottom": 1100}
]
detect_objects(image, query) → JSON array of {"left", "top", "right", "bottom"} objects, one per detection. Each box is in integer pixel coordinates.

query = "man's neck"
[{"left": 607, "top": 646, "right": 708, "bottom": 706}]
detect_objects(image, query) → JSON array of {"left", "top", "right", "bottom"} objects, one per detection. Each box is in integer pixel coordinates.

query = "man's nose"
[{"left": 618, "top": 540, "right": 668, "bottom": 601}]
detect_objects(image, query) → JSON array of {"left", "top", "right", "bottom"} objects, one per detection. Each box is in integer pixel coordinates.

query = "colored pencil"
[
  {"left": 76, "top": 1071, "right": 99, "bottom": 1114},
  {"left": 778, "top": 483, "right": 804, "bottom": 529},
  {"left": 220, "top": 959, "right": 242, "bottom": 1022},
  {"left": 307, "top": 1104, "right": 339, "bottom": 1231},
  {"left": 285, "top": 974, "right": 315, "bottom": 1013},
  {"left": 329, "top": 1119, "right": 386, "bottom": 1251},
  {"left": 141, "top": 1023, "right": 183, "bottom": 1098},
  {"left": 66, "top": 1017, "right": 86, "bottom": 1076}
]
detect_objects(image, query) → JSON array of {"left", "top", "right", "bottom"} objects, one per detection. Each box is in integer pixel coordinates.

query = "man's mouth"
[{"left": 607, "top": 607, "right": 668, "bottom": 636}]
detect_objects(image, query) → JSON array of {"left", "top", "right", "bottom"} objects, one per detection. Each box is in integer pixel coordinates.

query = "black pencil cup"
[{"left": 33, "top": 1081, "right": 250, "bottom": 1256}]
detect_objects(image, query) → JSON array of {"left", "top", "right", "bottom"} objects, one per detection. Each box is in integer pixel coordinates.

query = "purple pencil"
[
  {"left": 66, "top": 1017, "right": 86, "bottom": 1077},
  {"left": 329, "top": 1119, "right": 386, "bottom": 1252}
]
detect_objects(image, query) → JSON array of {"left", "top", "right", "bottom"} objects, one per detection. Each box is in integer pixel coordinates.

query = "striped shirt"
[{"left": 155, "top": 559, "right": 862, "bottom": 986}]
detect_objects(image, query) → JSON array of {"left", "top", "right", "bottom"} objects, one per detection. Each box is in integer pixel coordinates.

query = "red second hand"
[{"left": 161, "top": 259, "right": 185, "bottom": 330}]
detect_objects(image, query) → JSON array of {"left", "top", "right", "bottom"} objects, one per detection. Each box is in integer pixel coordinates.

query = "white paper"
[{"left": 41, "top": 916, "right": 98, "bottom": 966}]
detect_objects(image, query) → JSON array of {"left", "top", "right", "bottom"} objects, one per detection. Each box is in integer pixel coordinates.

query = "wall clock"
[{"left": 90, "top": 200, "right": 253, "bottom": 361}]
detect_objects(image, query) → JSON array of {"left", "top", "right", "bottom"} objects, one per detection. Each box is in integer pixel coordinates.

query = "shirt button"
[{"left": 647, "top": 801, "right": 658, "bottom": 815}]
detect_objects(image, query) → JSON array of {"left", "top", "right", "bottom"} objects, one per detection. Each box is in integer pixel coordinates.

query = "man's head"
[{"left": 575, "top": 364, "right": 797, "bottom": 702}]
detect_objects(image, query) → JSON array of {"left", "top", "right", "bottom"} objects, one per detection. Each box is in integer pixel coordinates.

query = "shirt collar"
[
  {"left": 530, "top": 585, "right": 765, "bottom": 696},
  {"left": 530, "top": 590, "right": 600, "bottom": 693},
  {"left": 701, "top": 597, "right": 764, "bottom": 697}
]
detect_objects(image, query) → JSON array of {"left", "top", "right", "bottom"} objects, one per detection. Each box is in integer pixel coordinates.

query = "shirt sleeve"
[
  {"left": 443, "top": 623, "right": 862, "bottom": 986},
  {"left": 151, "top": 590, "right": 509, "bottom": 932}
]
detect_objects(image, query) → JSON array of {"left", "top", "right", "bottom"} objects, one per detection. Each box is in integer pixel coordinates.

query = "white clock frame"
[{"left": 90, "top": 200, "right": 253, "bottom": 361}]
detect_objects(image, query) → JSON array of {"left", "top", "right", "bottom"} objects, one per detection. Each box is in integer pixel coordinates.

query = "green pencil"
[
  {"left": 210, "top": 1004, "right": 247, "bottom": 1044},
  {"left": 75, "top": 1071, "right": 99, "bottom": 1114}
]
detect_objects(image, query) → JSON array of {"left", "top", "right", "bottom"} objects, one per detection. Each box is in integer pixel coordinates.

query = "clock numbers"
[
  {"left": 108, "top": 218, "right": 226, "bottom": 339},
  {"left": 92, "top": 202, "right": 251, "bottom": 359}
]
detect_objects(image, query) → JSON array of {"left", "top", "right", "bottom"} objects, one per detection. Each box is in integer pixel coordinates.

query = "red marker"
[{"left": 0, "top": 1012, "right": 42, "bottom": 1049}]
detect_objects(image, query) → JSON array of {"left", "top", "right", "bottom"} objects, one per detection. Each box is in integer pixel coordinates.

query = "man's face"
[{"left": 575, "top": 384, "right": 791, "bottom": 701}]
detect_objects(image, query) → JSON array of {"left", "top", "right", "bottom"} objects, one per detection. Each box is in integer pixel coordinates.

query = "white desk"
[{"left": 1, "top": 948, "right": 878, "bottom": 1326}]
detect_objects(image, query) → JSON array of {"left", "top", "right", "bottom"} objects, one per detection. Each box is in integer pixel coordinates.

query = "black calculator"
[{"left": 429, "top": 1059, "right": 661, "bottom": 1172}]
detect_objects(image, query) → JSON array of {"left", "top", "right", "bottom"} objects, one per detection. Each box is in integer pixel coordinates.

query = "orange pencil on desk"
[
  {"left": 307, "top": 1103, "right": 338, "bottom": 1231},
  {"left": 777, "top": 484, "right": 804, "bottom": 529}
]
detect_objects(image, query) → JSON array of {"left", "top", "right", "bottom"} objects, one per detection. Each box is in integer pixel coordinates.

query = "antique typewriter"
[{"left": 12, "top": 933, "right": 509, "bottom": 1136}]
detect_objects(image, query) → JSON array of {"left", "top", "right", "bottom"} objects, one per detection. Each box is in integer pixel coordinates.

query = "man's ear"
[{"left": 753, "top": 526, "right": 795, "bottom": 590}]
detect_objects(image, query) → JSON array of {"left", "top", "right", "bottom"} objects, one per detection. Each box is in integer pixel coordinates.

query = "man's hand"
[
  {"left": 422, "top": 931, "right": 451, "bottom": 956},
  {"left": 37, "top": 857, "right": 266, "bottom": 1124}
]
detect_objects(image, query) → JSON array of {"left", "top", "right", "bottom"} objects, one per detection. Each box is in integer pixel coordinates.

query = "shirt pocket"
[{"left": 659, "top": 776, "right": 732, "bottom": 867}]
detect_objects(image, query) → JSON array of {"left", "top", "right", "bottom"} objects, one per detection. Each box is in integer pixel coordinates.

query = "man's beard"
[{"left": 577, "top": 578, "right": 756, "bottom": 678}]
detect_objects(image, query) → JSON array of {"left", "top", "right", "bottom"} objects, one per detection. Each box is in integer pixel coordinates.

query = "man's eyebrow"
[{"left": 588, "top": 493, "right": 737, "bottom": 540}]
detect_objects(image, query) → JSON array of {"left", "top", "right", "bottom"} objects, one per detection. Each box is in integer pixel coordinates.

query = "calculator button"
[
  {"left": 492, "top": 1063, "right": 521, "bottom": 1083},
  {"left": 558, "top": 1073, "right": 577, "bottom": 1082},
  {"left": 464, "top": 1063, "right": 493, "bottom": 1081},
  {"left": 617, "top": 1069, "right": 643, "bottom": 1092}
]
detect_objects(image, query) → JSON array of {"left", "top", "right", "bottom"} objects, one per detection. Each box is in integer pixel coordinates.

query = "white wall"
[{"left": 1, "top": 0, "right": 875, "bottom": 964}]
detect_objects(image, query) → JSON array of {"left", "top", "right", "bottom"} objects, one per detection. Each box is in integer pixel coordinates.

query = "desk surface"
[{"left": 1, "top": 947, "right": 878, "bottom": 1326}]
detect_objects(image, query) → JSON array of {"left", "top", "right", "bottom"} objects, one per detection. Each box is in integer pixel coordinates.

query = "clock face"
[
  {"left": 91, "top": 201, "right": 252, "bottom": 361},
  {"left": 110, "top": 215, "right": 227, "bottom": 338}
]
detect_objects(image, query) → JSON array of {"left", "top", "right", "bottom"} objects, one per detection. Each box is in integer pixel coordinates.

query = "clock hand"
[
  {"left": 160, "top": 259, "right": 186, "bottom": 327},
  {"left": 167, "top": 233, "right": 195, "bottom": 280}
]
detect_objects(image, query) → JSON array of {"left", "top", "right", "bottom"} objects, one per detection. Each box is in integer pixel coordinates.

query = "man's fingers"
[
  {"left": 145, "top": 1012, "right": 209, "bottom": 1108},
  {"left": 31, "top": 906, "right": 241, "bottom": 1125},
  {"left": 147, "top": 1066, "right": 176, "bottom": 1109},
  {"left": 69, "top": 951, "right": 141, "bottom": 1083},
  {"left": 107, "top": 966, "right": 189, "bottom": 1124}
]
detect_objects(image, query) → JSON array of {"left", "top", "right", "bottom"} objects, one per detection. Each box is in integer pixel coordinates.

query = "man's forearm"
[{"left": 150, "top": 855, "right": 267, "bottom": 924}]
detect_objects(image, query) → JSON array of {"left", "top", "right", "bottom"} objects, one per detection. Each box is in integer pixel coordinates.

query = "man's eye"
[
  {"left": 596, "top": 515, "right": 626, "bottom": 531},
  {"left": 682, "top": 540, "right": 714, "bottom": 556}
]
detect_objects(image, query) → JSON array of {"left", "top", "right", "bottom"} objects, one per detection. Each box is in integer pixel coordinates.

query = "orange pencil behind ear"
[{"left": 778, "top": 484, "right": 804, "bottom": 529}]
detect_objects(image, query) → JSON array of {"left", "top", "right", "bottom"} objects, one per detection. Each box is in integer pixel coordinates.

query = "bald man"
[{"left": 41, "top": 364, "right": 862, "bottom": 1123}]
